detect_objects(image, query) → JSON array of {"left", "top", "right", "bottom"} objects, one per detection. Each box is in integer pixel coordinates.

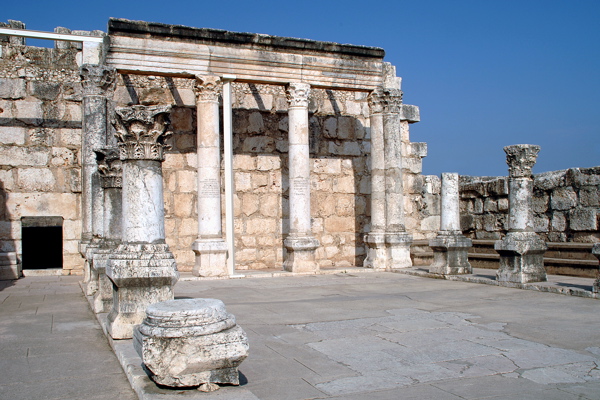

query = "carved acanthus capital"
[
  {"left": 504, "top": 144, "right": 540, "bottom": 178},
  {"left": 368, "top": 88, "right": 385, "bottom": 114},
  {"left": 80, "top": 64, "right": 116, "bottom": 96},
  {"left": 194, "top": 76, "right": 222, "bottom": 102},
  {"left": 286, "top": 82, "right": 311, "bottom": 108},
  {"left": 381, "top": 88, "right": 403, "bottom": 114},
  {"left": 95, "top": 147, "right": 122, "bottom": 188},
  {"left": 112, "top": 105, "right": 172, "bottom": 161}
]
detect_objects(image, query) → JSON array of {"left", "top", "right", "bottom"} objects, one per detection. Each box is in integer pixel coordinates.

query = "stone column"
[
  {"left": 106, "top": 105, "right": 179, "bottom": 339},
  {"left": 91, "top": 148, "right": 122, "bottom": 313},
  {"left": 382, "top": 89, "right": 412, "bottom": 269},
  {"left": 283, "top": 82, "right": 320, "bottom": 272},
  {"left": 364, "top": 89, "right": 387, "bottom": 269},
  {"left": 592, "top": 244, "right": 600, "bottom": 294},
  {"left": 429, "top": 173, "right": 472, "bottom": 274},
  {"left": 495, "top": 144, "right": 547, "bottom": 284},
  {"left": 79, "top": 64, "right": 116, "bottom": 292},
  {"left": 192, "top": 76, "right": 228, "bottom": 277}
]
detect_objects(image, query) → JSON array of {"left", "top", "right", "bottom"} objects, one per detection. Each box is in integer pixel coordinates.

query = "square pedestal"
[
  {"left": 363, "top": 233, "right": 387, "bottom": 269},
  {"left": 283, "top": 236, "right": 320, "bottom": 273},
  {"left": 106, "top": 244, "right": 179, "bottom": 339},
  {"left": 192, "top": 239, "right": 228, "bottom": 277},
  {"left": 495, "top": 232, "right": 547, "bottom": 284},
  {"left": 91, "top": 250, "right": 114, "bottom": 313},
  {"left": 429, "top": 234, "right": 472, "bottom": 275},
  {"left": 386, "top": 232, "right": 413, "bottom": 270},
  {"left": 0, "top": 252, "right": 21, "bottom": 280}
]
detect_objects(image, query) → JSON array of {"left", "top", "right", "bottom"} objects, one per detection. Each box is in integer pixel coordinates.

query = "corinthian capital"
[
  {"left": 95, "top": 148, "right": 122, "bottom": 188},
  {"left": 286, "top": 82, "right": 311, "bottom": 108},
  {"left": 112, "top": 105, "right": 172, "bottom": 161},
  {"left": 194, "top": 76, "right": 222, "bottom": 102},
  {"left": 80, "top": 64, "right": 116, "bottom": 96},
  {"left": 504, "top": 144, "right": 540, "bottom": 178},
  {"left": 368, "top": 88, "right": 386, "bottom": 114},
  {"left": 380, "top": 88, "right": 403, "bottom": 114}
]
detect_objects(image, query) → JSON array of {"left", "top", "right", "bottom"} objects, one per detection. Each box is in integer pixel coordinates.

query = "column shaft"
[{"left": 440, "top": 172, "right": 461, "bottom": 233}]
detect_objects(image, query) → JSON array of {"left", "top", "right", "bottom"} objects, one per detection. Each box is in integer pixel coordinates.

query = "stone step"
[{"left": 411, "top": 239, "right": 599, "bottom": 278}]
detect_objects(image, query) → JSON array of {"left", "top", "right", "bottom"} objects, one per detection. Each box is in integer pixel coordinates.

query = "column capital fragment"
[
  {"left": 504, "top": 144, "right": 540, "bottom": 178},
  {"left": 194, "top": 76, "right": 222, "bottom": 102},
  {"left": 112, "top": 105, "right": 172, "bottom": 161},
  {"left": 286, "top": 82, "right": 311, "bottom": 108},
  {"left": 80, "top": 64, "right": 116, "bottom": 96},
  {"left": 368, "top": 87, "right": 403, "bottom": 115},
  {"left": 95, "top": 148, "right": 122, "bottom": 188}
]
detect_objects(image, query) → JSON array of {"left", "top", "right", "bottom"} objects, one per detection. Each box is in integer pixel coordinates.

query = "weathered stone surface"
[{"left": 134, "top": 298, "right": 249, "bottom": 387}]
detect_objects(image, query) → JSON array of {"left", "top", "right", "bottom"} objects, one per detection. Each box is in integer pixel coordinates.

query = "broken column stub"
[
  {"left": 495, "top": 144, "right": 547, "bottom": 284},
  {"left": 107, "top": 105, "right": 179, "bottom": 339},
  {"left": 429, "top": 173, "right": 472, "bottom": 275},
  {"left": 134, "top": 298, "right": 249, "bottom": 388},
  {"left": 283, "top": 82, "right": 320, "bottom": 272},
  {"left": 91, "top": 148, "right": 122, "bottom": 313},
  {"left": 192, "top": 76, "right": 228, "bottom": 277}
]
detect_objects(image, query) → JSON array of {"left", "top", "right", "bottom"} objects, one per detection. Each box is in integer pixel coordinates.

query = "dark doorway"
[{"left": 21, "top": 217, "right": 63, "bottom": 270}]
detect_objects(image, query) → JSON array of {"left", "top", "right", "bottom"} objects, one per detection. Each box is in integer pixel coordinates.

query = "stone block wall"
[
  {"left": 0, "top": 41, "right": 84, "bottom": 272},
  {"left": 459, "top": 168, "right": 600, "bottom": 242}
]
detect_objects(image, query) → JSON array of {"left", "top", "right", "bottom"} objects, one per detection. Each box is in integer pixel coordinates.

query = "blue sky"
[{"left": 4, "top": 0, "right": 599, "bottom": 176}]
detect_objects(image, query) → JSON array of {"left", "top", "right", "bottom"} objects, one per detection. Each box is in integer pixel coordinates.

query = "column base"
[
  {"left": 386, "top": 232, "right": 413, "bottom": 270},
  {"left": 363, "top": 233, "right": 387, "bottom": 269},
  {"left": 495, "top": 232, "right": 547, "bottom": 284},
  {"left": 91, "top": 247, "right": 118, "bottom": 313},
  {"left": 283, "top": 235, "right": 320, "bottom": 273},
  {"left": 192, "top": 239, "right": 228, "bottom": 277},
  {"left": 83, "top": 240, "right": 102, "bottom": 296},
  {"left": 107, "top": 243, "right": 179, "bottom": 339},
  {"left": 0, "top": 252, "right": 21, "bottom": 280},
  {"left": 429, "top": 234, "right": 472, "bottom": 275}
]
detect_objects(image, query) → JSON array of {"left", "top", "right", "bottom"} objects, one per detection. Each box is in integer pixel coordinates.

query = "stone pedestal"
[
  {"left": 0, "top": 252, "right": 21, "bottom": 280},
  {"left": 134, "top": 298, "right": 249, "bottom": 388},
  {"left": 284, "top": 83, "right": 319, "bottom": 272},
  {"left": 193, "top": 76, "right": 228, "bottom": 277},
  {"left": 429, "top": 173, "right": 472, "bottom": 275},
  {"left": 591, "top": 244, "right": 600, "bottom": 294},
  {"left": 386, "top": 232, "right": 413, "bottom": 270},
  {"left": 364, "top": 233, "right": 387, "bottom": 270},
  {"left": 495, "top": 145, "right": 547, "bottom": 284},
  {"left": 107, "top": 105, "right": 179, "bottom": 339}
]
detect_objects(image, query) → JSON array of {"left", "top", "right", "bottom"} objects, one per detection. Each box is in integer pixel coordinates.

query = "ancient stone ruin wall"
[
  {"left": 459, "top": 168, "right": 600, "bottom": 243},
  {"left": 0, "top": 38, "right": 84, "bottom": 272}
]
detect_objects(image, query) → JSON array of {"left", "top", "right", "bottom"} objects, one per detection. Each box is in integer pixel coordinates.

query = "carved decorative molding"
[
  {"left": 504, "top": 144, "right": 540, "bottom": 178},
  {"left": 95, "top": 148, "right": 123, "bottom": 188},
  {"left": 112, "top": 105, "right": 172, "bottom": 161},
  {"left": 194, "top": 76, "right": 222, "bottom": 102},
  {"left": 286, "top": 82, "right": 311, "bottom": 108},
  {"left": 80, "top": 64, "right": 116, "bottom": 96}
]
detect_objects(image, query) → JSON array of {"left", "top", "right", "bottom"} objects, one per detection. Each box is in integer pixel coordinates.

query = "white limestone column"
[
  {"left": 283, "top": 82, "right": 319, "bottom": 272},
  {"left": 79, "top": 64, "right": 115, "bottom": 294},
  {"left": 429, "top": 173, "right": 472, "bottom": 275},
  {"left": 106, "top": 105, "right": 179, "bottom": 339},
  {"left": 495, "top": 144, "right": 547, "bottom": 283},
  {"left": 439, "top": 173, "right": 461, "bottom": 233},
  {"left": 381, "top": 88, "right": 412, "bottom": 269},
  {"left": 192, "top": 76, "right": 228, "bottom": 277},
  {"left": 364, "top": 88, "right": 387, "bottom": 269}
]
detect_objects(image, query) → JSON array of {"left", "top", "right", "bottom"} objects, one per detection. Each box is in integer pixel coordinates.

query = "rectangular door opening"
[{"left": 21, "top": 216, "right": 63, "bottom": 270}]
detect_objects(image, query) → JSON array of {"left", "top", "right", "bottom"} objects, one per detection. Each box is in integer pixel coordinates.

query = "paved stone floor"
[{"left": 2, "top": 271, "right": 600, "bottom": 399}]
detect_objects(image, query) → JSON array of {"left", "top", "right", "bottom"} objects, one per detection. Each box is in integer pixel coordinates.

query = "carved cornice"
[
  {"left": 286, "top": 82, "right": 311, "bottom": 108},
  {"left": 112, "top": 105, "right": 172, "bottom": 161},
  {"left": 504, "top": 144, "right": 540, "bottom": 178},
  {"left": 194, "top": 76, "right": 222, "bottom": 102},
  {"left": 80, "top": 64, "right": 116, "bottom": 96},
  {"left": 95, "top": 148, "right": 122, "bottom": 188}
]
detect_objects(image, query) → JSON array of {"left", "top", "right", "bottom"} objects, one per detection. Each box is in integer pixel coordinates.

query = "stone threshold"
[
  {"left": 22, "top": 269, "right": 82, "bottom": 277},
  {"left": 80, "top": 281, "right": 260, "bottom": 400},
  {"left": 394, "top": 267, "right": 599, "bottom": 300},
  {"left": 178, "top": 266, "right": 383, "bottom": 281}
]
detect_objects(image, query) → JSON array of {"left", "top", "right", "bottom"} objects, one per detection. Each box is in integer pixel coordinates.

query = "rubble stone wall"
[
  {"left": 0, "top": 41, "right": 84, "bottom": 272},
  {"left": 459, "top": 168, "right": 600, "bottom": 243}
]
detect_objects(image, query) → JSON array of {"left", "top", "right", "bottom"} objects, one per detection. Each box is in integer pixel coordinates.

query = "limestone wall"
[
  {"left": 459, "top": 168, "right": 600, "bottom": 242},
  {"left": 0, "top": 41, "right": 84, "bottom": 272}
]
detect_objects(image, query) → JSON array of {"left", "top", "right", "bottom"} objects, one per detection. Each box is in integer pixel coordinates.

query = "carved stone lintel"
[
  {"left": 112, "top": 105, "right": 172, "bottom": 161},
  {"left": 194, "top": 76, "right": 222, "bottom": 102},
  {"left": 80, "top": 64, "right": 116, "bottom": 96},
  {"left": 95, "top": 148, "right": 122, "bottom": 188},
  {"left": 286, "top": 82, "right": 310, "bottom": 108},
  {"left": 504, "top": 144, "right": 540, "bottom": 178}
]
